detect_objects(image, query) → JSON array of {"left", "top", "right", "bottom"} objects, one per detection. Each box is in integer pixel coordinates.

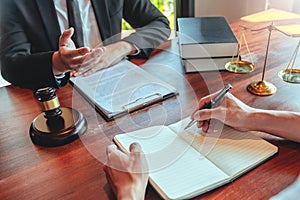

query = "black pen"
[{"left": 184, "top": 83, "right": 233, "bottom": 130}]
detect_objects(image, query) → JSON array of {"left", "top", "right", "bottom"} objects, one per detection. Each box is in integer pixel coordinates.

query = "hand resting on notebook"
[{"left": 104, "top": 143, "right": 148, "bottom": 200}]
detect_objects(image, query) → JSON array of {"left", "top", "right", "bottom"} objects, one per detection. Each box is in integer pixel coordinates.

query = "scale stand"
[{"left": 240, "top": 22, "right": 277, "bottom": 96}]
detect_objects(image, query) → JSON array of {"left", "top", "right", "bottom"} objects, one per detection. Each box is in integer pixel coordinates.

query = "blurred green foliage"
[{"left": 122, "top": 0, "right": 174, "bottom": 30}]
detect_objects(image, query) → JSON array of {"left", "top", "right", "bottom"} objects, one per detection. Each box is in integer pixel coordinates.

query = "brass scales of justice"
[{"left": 224, "top": 9, "right": 300, "bottom": 96}]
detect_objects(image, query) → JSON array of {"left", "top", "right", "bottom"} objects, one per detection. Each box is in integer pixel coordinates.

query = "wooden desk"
[{"left": 1, "top": 19, "right": 300, "bottom": 200}]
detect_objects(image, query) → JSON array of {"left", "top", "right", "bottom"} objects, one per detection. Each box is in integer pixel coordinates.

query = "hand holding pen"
[{"left": 184, "top": 83, "right": 233, "bottom": 130}]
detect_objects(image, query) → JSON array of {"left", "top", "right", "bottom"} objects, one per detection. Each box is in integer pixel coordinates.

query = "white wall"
[
  {"left": 267, "top": 0, "right": 300, "bottom": 13},
  {"left": 194, "top": 0, "right": 300, "bottom": 22}
]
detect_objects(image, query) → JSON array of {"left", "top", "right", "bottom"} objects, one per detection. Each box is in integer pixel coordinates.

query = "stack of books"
[{"left": 177, "top": 16, "right": 239, "bottom": 72}]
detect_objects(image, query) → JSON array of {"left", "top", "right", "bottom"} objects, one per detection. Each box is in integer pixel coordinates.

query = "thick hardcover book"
[
  {"left": 114, "top": 117, "right": 278, "bottom": 199},
  {"left": 70, "top": 60, "right": 178, "bottom": 121},
  {"left": 183, "top": 56, "right": 239, "bottom": 73},
  {"left": 177, "top": 16, "right": 238, "bottom": 59}
]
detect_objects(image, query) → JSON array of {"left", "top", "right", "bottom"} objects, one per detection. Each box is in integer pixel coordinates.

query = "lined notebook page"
[
  {"left": 169, "top": 117, "right": 217, "bottom": 157},
  {"left": 149, "top": 146, "right": 229, "bottom": 199},
  {"left": 168, "top": 118, "right": 278, "bottom": 178},
  {"left": 204, "top": 126, "right": 278, "bottom": 177},
  {"left": 115, "top": 126, "right": 197, "bottom": 171},
  {"left": 114, "top": 125, "right": 229, "bottom": 199}
]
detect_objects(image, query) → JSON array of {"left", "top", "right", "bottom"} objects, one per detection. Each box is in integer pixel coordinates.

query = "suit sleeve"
[
  {"left": 121, "top": 0, "right": 171, "bottom": 58},
  {"left": 0, "top": 0, "right": 69, "bottom": 90}
]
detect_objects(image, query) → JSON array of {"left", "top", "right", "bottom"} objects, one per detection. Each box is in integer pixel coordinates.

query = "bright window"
[{"left": 122, "top": 0, "right": 175, "bottom": 30}]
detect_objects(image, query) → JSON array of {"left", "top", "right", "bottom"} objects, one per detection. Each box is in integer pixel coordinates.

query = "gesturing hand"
[
  {"left": 72, "top": 41, "right": 137, "bottom": 77},
  {"left": 52, "top": 28, "right": 105, "bottom": 75}
]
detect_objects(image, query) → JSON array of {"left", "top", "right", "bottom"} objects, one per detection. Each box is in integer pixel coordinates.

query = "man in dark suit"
[{"left": 0, "top": 0, "right": 170, "bottom": 90}]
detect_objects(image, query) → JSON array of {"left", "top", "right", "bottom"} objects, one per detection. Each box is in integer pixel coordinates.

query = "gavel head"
[{"left": 34, "top": 87, "right": 62, "bottom": 119}]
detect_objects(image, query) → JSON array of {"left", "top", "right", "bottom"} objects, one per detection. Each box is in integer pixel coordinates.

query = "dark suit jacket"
[{"left": 0, "top": 0, "right": 170, "bottom": 90}]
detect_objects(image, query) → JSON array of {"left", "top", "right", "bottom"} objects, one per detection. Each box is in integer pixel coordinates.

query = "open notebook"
[
  {"left": 114, "top": 118, "right": 278, "bottom": 199},
  {"left": 70, "top": 60, "right": 178, "bottom": 121}
]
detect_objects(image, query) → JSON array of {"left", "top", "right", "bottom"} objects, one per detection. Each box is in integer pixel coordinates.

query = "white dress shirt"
[{"left": 53, "top": 0, "right": 102, "bottom": 48}]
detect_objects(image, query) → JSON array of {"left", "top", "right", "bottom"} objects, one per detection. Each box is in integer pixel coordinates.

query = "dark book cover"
[
  {"left": 177, "top": 16, "right": 238, "bottom": 59},
  {"left": 177, "top": 16, "right": 238, "bottom": 45}
]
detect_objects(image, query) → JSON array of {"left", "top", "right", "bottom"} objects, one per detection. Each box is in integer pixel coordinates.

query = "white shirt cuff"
[
  {"left": 54, "top": 73, "right": 66, "bottom": 79},
  {"left": 130, "top": 44, "right": 141, "bottom": 56}
]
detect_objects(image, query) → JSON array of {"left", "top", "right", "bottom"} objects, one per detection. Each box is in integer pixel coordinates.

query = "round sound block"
[{"left": 30, "top": 107, "right": 87, "bottom": 147}]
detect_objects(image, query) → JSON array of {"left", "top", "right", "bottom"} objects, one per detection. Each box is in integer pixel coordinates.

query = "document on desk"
[
  {"left": 114, "top": 117, "right": 278, "bottom": 199},
  {"left": 70, "top": 60, "right": 178, "bottom": 121}
]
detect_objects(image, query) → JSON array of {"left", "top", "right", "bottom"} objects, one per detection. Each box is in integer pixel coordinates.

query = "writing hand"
[{"left": 193, "top": 92, "right": 254, "bottom": 133}]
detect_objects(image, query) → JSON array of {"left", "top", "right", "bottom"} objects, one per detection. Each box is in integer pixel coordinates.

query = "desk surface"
[{"left": 1, "top": 19, "right": 300, "bottom": 200}]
